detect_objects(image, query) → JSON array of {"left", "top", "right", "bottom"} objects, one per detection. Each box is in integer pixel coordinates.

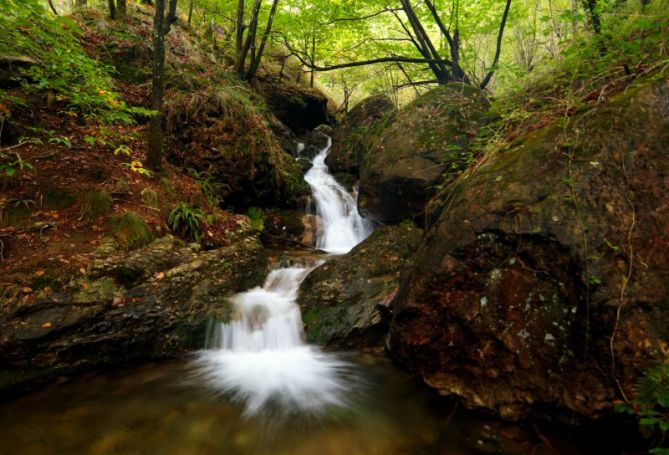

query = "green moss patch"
[{"left": 109, "top": 211, "right": 153, "bottom": 250}]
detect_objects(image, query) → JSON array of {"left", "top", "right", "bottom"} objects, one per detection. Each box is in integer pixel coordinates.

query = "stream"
[{"left": 0, "top": 139, "right": 644, "bottom": 454}]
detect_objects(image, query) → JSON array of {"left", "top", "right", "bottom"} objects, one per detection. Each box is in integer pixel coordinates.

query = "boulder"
[
  {"left": 389, "top": 77, "right": 669, "bottom": 419},
  {"left": 327, "top": 94, "right": 398, "bottom": 174},
  {"left": 0, "top": 235, "right": 268, "bottom": 396},
  {"left": 357, "top": 84, "right": 489, "bottom": 223},
  {"left": 261, "top": 82, "right": 332, "bottom": 134},
  {"left": 0, "top": 55, "right": 36, "bottom": 87},
  {"left": 299, "top": 222, "right": 422, "bottom": 348},
  {"left": 164, "top": 90, "right": 309, "bottom": 210}
]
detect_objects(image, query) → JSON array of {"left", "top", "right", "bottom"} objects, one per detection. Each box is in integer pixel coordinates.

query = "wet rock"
[
  {"left": 298, "top": 222, "right": 422, "bottom": 348},
  {"left": 295, "top": 129, "right": 331, "bottom": 172},
  {"left": 389, "top": 77, "right": 669, "bottom": 419},
  {"left": 0, "top": 235, "right": 268, "bottom": 395},
  {"left": 357, "top": 84, "right": 489, "bottom": 224}
]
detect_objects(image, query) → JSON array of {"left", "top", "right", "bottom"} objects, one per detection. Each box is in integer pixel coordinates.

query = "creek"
[{"left": 0, "top": 138, "right": 643, "bottom": 454}]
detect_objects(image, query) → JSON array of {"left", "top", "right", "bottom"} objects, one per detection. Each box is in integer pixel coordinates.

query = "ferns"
[
  {"left": 168, "top": 202, "right": 205, "bottom": 242},
  {"left": 618, "top": 365, "right": 669, "bottom": 454}
]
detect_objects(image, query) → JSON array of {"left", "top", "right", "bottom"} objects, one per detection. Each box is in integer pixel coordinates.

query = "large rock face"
[
  {"left": 260, "top": 81, "right": 332, "bottom": 135},
  {"left": 165, "top": 91, "right": 309, "bottom": 210},
  {"left": 0, "top": 235, "right": 267, "bottom": 395},
  {"left": 326, "top": 94, "right": 398, "bottom": 174},
  {"left": 389, "top": 78, "right": 669, "bottom": 419},
  {"left": 357, "top": 84, "right": 489, "bottom": 224},
  {"left": 298, "top": 222, "right": 422, "bottom": 348}
]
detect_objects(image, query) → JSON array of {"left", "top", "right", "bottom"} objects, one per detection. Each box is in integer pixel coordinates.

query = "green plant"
[
  {"left": 617, "top": 365, "right": 669, "bottom": 454},
  {"left": 48, "top": 136, "right": 72, "bottom": 148},
  {"left": 0, "top": 152, "right": 33, "bottom": 177},
  {"left": 140, "top": 188, "right": 159, "bottom": 209},
  {"left": 0, "top": 0, "right": 155, "bottom": 124},
  {"left": 7, "top": 198, "right": 36, "bottom": 209},
  {"left": 168, "top": 202, "right": 205, "bottom": 242},
  {"left": 188, "top": 168, "right": 223, "bottom": 207}
]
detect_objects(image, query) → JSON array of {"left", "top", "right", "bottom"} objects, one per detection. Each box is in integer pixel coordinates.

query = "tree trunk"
[
  {"left": 480, "top": 0, "right": 512, "bottom": 89},
  {"left": 236, "top": 0, "right": 262, "bottom": 78},
  {"left": 117, "top": 0, "right": 127, "bottom": 19},
  {"left": 235, "top": 0, "right": 245, "bottom": 66},
  {"left": 147, "top": 0, "right": 178, "bottom": 171},
  {"left": 188, "top": 0, "right": 195, "bottom": 28},
  {"left": 47, "top": 0, "right": 59, "bottom": 15},
  {"left": 582, "top": 0, "right": 601, "bottom": 34},
  {"left": 309, "top": 35, "right": 316, "bottom": 88},
  {"left": 245, "top": 0, "right": 280, "bottom": 81}
]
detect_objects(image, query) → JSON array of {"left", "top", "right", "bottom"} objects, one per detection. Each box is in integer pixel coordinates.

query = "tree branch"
[
  {"left": 323, "top": 8, "right": 403, "bottom": 25},
  {"left": 480, "top": 0, "right": 512, "bottom": 89}
]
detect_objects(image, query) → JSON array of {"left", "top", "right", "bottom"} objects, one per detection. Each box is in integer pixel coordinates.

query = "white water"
[
  {"left": 194, "top": 137, "right": 371, "bottom": 416},
  {"left": 304, "top": 137, "right": 371, "bottom": 254}
]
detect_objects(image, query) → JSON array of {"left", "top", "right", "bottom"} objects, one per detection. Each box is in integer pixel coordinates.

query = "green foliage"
[
  {"left": 618, "top": 365, "right": 669, "bottom": 453},
  {"left": 188, "top": 169, "right": 223, "bottom": 207},
  {"left": 246, "top": 207, "right": 265, "bottom": 232},
  {"left": 140, "top": 188, "right": 159, "bottom": 209},
  {"left": 168, "top": 202, "right": 205, "bottom": 242},
  {"left": 0, "top": 0, "right": 152, "bottom": 124},
  {"left": 109, "top": 211, "right": 152, "bottom": 250},
  {"left": 488, "top": 1, "right": 668, "bottom": 149},
  {"left": 0, "top": 152, "right": 33, "bottom": 177}
]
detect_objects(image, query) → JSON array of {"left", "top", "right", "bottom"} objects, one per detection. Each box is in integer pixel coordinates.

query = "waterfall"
[
  {"left": 193, "top": 136, "right": 371, "bottom": 416},
  {"left": 304, "top": 137, "right": 371, "bottom": 254}
]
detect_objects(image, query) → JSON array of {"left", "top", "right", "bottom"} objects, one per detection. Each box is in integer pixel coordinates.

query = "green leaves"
[
  {"left": 168, "top": 202, "right": 205, "bottom": 242},
  {"left": 0, "top": 0, "right": 141, "bottom": 125},
  {"left": 620, "top": 365, "right": 669, "bottom": 453}
]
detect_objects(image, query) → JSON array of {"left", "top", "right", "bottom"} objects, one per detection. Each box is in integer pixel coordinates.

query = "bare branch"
[{"left": 480, "top": 0, "right": 512, "bottom": 89}]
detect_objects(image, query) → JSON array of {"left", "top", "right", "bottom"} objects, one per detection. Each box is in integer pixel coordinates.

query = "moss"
[
  {"left": 73, "top": 276, "right": 118, "bottom": 304},
  {"left": 109, "top": 211, "right": 153, "bottom": 250},
  {"left": 0, "top": 205, "right": 33, "bottom": 228},
  {"left": 80, "top": 189, "right": 113, "bottom": 221},
  {"left": 246, "top": 207, "right": 265, "bottom": 232},
  {"left": 43, "top": 188, "right": 77, "bottom": 210}
]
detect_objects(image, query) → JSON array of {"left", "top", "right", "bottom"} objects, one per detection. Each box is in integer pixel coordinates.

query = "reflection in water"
[{"left": 0, "top": 358, "right": 645, "bottom": 454}]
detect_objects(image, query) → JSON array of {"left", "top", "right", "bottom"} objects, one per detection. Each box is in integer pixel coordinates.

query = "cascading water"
[
  {"left": 193, "top": 136, "right": 372, "bottom": 416},
  {"left": 304, "top": 137, "right": 371, "bottom": 254}
]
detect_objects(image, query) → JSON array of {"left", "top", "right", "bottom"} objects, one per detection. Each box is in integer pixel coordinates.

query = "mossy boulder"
[
  {"left": 109, "top": 211, "right": 153, "bottom": 250},
  {"left": 389, "top": 77, "right": 669, "bottom": 420},
  {"left": 298, "top": 222, "right": 422, "bottom": 348},
  {"left": 327, "top": 94, "right": 398, "bottom": 174},
  {"left": 357, "top": 84, "right": 489, "bottom": 223},
  {"left": 259, "top": 80, "right": 332, "bottom": 134},
  {"left": 164, "top": 89, "right": 309, "bottom": 210},
  {"left": 0, "top": 235, "right": 268, "bottom": 396}
]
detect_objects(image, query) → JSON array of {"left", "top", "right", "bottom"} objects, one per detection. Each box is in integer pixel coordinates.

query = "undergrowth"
[
  {"left": 479, "top": 1, "right": 669, "bottom": 156},
  {"left": 0, "top": 0, "right": 153, "bottom": 124}
]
